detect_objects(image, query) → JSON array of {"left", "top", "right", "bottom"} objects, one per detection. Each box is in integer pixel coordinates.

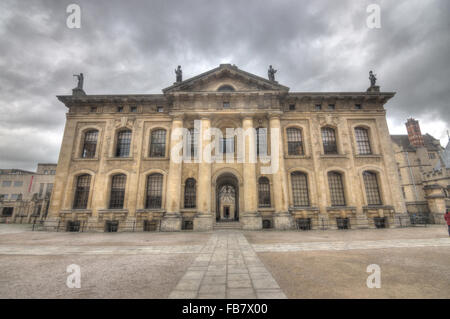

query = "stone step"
[{"left": 213, "top": 222, "right": 242, "bottom": 230}]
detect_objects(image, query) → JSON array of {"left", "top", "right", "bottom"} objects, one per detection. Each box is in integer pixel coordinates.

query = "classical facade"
[
  {"left": 0, "top": 163, "right": 56, "bottom": 223},
  {"left": 392, "top": 119, "right": 450, "bottom": 223},
  {"left": 45, "top": 64, "right": 408, "bottom": 232}
]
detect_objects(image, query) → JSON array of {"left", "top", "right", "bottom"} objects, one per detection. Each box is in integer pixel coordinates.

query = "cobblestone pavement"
[{"left": 168, "top": 230, "right": 287, "bottom": 299}]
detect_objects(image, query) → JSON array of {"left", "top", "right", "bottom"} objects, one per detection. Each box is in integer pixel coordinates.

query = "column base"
[
  {"left": 160, "top": 213, "right": 182, "bottom": 232},
  {"left": 355, "top": 214, "right": 370, "bottom": 229},
  {"left": 241, "top": 212, "right": 262, "bottom": 230},
  {"left": 273, "top": 212, "right": 294, "bottom": 230},
  {"left": 432, "top": 213, "right": 445, "bottom": 225},
  {"left": 194, "top": 213, "right": 213, "bottom": 231}
]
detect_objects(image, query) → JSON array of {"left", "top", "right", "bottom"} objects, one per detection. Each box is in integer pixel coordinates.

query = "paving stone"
[
  {"left": 199, "top": 284, "right": 226, "bottom": 294},
  {"left": 256, "top": 289, "right": 287, "bottom": 299},
  {"left": 175, "top": 279, "right": 202, "bottom": 291},
  {"left": 202, "top": 276, "right": 226, "bottom": 285},
  {"left": 227, "top": 288, "right": 256, "bottom": 299},
  {"left": 227, "top": 273, "right": 251, "bottom": 281},
  {"left": 251, "top": 278, "right": 280, "bottom": 290},
  {"left": 168, "top": 290, "right": 198, "bottom": 299}
]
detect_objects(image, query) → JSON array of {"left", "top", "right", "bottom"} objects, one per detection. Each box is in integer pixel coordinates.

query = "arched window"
[
  {"left": 109, "top": 174, "right": 126, "bottom": 209},
  {"left": 73, "top": 175, "right": 91, "bottom": 209},
  {"left": 150, "top": 129, "right": 166, "bottom": 157},
  {"left": 184, "top": 178, "right": 196, "bottom": 208},
  {"left": 256, "top": 127, "right": 268, "bottom": 156},
  {"left": 287, "top": 128, "right": 304, "bottom": 156},
  {"left": 363, "top": 171, "right": 382, "bottom": 205},
  {"left": 116, "top": 130, "right": 132, "bottom": 157},
  {"left": 258, "top": 177, "right": 271, "bottom": 207},
  {"left": 355, "top": 127, "right": 372, "bottom": 155},
  {"left": 81, "top": 130, "right": 98, "bottom": 158},
  {"left": 321, "top": 127, "right": 338, "bottom": 154},
  {"left": 328, "top": 172, "right": 346, "bottom": 206},
  {"left": 146, "top": 173, "right": 163, "bottom": 209},
  {"left": 291, "top": 172, "right": 310, "bottom": 207},
  {"left": 217, "top": 85, "right": 235, "bottom": 92}
]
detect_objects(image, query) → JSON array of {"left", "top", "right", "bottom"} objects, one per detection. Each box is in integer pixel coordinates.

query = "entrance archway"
[{"left": 216, "top": 173, "right": 239, "bottom": 222}]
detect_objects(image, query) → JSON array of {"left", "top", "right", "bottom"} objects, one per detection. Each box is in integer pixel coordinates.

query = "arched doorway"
[{"left": 216, "top": 173, "right": 239, "bottom": 222}]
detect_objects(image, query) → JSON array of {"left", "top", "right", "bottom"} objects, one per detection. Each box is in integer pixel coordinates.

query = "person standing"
[{"left": 445, "top": 210, "right": 450, "bottom": 237}]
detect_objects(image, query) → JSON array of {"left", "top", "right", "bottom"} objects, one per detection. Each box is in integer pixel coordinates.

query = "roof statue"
[
  {"left": 268, "top": 65, "right": 277, "bottom": 82},
  {"left": 175, "top": 65, "right": 182, "bottom": 83}
]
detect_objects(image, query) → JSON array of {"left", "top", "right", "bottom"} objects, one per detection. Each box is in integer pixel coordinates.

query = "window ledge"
[
  {"left": 136, "top": 209, "right": 165, "bottom": 214},
  {"left": 258, "top": 207, "right": 275, "bottom": 212},
  {"left": 106, "top": 157, "right": 133, "bottom": 161},
  {"left": 285, "top": 155, "right": 311, "bottom": 160},
  {"left": 326, "top": 206, "right": 357, "bottom": 211},
  {"left": 363, "top": 205, "right": 394, "bottom": 210},
  {"left": 143, "top": 157, "right": 169, "bottom": 161},
  {"left": 355, "top": 154, "right": 382, "bottom": 158},
  {"left": 98, "top": 209, "right": 129, "bottom": 214},
  {"left": 289, "top": 207, "right": 319, "bottom": 212},
  {"left": 60, "top": 209, "right": 92, "bottom": 215},
  {"left": 180, "top": 208, "right": 197, "bottom": 213},
  {"left": 320, "top": 154, "right": 348, "bottom": 159},
  {"left": 72, "top": 158, "right": 99, "bottom": 162}
]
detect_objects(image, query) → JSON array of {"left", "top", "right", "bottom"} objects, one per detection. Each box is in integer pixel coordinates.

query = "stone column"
[
  {"left": 194, "top": 117, "right": 213, "bottom": 231},
  {"left": 269, "top": 114, "right": 294, "bottom": 229},
  {"left": 241, "top": 116, "right": 262, "bottom": 230},
  {"left": 161, "top": 115, "right": 184, "bottom": 231}
]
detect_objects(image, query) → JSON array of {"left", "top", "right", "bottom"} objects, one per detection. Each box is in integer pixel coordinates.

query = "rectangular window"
[
  {"left": 105, "top": 220, "right": 119, "bottom": 232},
  {"left": 146, "top": 174, "right": 163, "bottom": 209},
  {"left": 289, "top": 104, "right": 296, "bottom": 111},
  {"left": 39, "top": 183, "right": 45, "bottom": 198},
  {"left": 355, "top": 104, "right": 362, "bottom": 110},
  {"left": 291, "top": 173, "right": 310, "bottom": 207},
  {"left": 2, "top": 181, "right": 12, "bottom": 187},
  {"left": 328, "top": 104, "right": 335, "bottom": 110},
  {"left": 143, "top": 220, "right": 157, "bottom": 232},
  {"left": 10, "top": 194, "right": 19, "bottom": 200},
  {"left": 322, "top": 128, "right": 338, "bottom": 154},
  {"left": 336, "top": 218, "right": 350, "bottom": 230},
  {"left": 428, "top": 153, "right": 436, "bottom": 159},
  {"left": 296, "top": 218, "right": 312, "bottom": 231},
  {"left": 117, "top": 106, "right": 124, "bottom": 113},
  {"left": 130, "top": 106, "right": 137, "bottom": 113},
  {"left": 315, "top": 104, "right": 322, "bottom": 111},
  {"left": 223, "top": 102, "right": 230, "bottom": 109},
  {"left": 157, "top": 106, "right": 164, "bottom": 113},
  {"left": 287, "top": 128, "right": 304, "bottom": 156},
  {"left": 328, "top": 172, "right": 346, "bottom": 206},
  {"left": 46, "top": 183, "right": 54, "bottom": 197},
  {"left": 14, "top": 181, "right": 23, "bottom": 187},
  {"left": 90, "top": 107, "right": 97, "bottom": 113},
  {"left": 219, "top": 138, "right": 234, "bottom": 154},
  {"left": 66, "top": 221, "right": 81, "bottom": 232},
  {"left": 2, "top": 207, "right": 14, "bottom": 217}
]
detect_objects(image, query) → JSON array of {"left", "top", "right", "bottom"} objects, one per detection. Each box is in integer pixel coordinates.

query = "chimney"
[{"left": 405, "top": 118, "right": 425, "bottom": 147}]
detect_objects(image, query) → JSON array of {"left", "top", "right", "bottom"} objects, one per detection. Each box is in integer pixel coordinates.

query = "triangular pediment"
[{"left": 163, "top": 64, "right": 289, "bottom": 93}]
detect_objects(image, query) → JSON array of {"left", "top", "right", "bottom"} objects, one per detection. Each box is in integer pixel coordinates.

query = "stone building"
[
  {"left": 392, "top": 119, "right": 450, "bottom": 223},
  {"left": 0, "top": 163, "right": 56, "bottom": 223},
  {"left": 45, "top": 64, "right": 408, "bottom": 232}
]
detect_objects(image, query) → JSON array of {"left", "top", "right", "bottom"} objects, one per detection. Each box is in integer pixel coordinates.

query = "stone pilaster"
[
  {"left": 161, "top": 115, "right": 184, "bottom": 231},
  {"left": 241, "top": 116, "right": 262, "bottom": 230},
  {"left": 269, "top": 114, "right": 293, "bottom": 230},
  {"left": 194, "top": 117, "right": 213, "bottom": 231}
]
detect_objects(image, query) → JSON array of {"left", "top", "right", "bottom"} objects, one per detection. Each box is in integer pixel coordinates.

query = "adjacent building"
[
  {"left": 45, "top": 64, "right": 408, "bottom": 232},
  {"left": 0, "top": 163, "right": 56, "bottom": 223},
  {"left": 392, "top": 119, "right": 450, "bottom": 223}
]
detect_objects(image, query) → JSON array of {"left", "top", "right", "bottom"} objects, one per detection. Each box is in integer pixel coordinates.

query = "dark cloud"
[{"left": 0, "top": 0, "right": 449, "bottom": 170}]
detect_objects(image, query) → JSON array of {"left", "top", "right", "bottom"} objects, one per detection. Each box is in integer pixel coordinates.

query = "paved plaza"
[{"left": 0, "top": 224, "right": 449, "bottom": 298}]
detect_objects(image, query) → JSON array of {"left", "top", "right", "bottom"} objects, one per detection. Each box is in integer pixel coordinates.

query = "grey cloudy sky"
[{"left": 0, "top": 0, "right": 449, "bottom": 171}]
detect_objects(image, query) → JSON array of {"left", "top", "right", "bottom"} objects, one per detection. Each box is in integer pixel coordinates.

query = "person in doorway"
[{"left": 445, "top": 210, "right": 450, "bottom": 237}]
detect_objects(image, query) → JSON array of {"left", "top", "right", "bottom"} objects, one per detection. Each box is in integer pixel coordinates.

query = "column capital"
[{"left": 268, "top": 112, "right": 282, "bottom": 120}]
